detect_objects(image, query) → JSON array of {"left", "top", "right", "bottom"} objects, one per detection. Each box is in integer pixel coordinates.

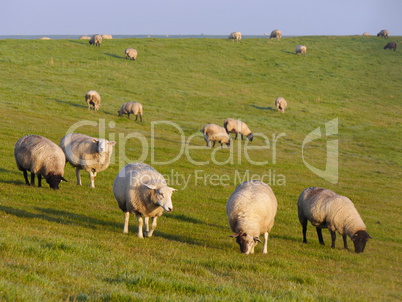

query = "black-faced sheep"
[
  {"left": 377, "top": 30, "right": 389, "bottom": 38},
  {"left": 14, "top": 135, "right": 67, "bottom": 189},
  {"left": 270, "top": 29, "right": 282, "bottom": 40},
  {"left": 85, "top": 90, "right": 101, "bottom": 111},
  {"left": 228, "top": 32, "right": 242, "bottom": 43},
  {"left": 201, "top": 124, "right": 231, "bottom": 147},
  {"left": 384, "top": 42, "right": 397, "bottom": 51},
  {"left": 89, "top": 34, "right": 102, "bottom": 46},
  {"left": 113, "top": 163, "right": 176, "bottom": 238},
  {"left": 297, "top": 187, "right": 371, "bottom": 253},
  {"left": 224, "top": 118, "right": 253, "bottom": 141},
  {"left": 117, "top": 102, "right": 143, "bottom": 121},
  {"left": 60, "top": 133, "right": 116, "bottom": 188},
  {"left": 125, "top": 48, "right": 138, "bottom": 60},
  {"left": 226, "top": 180, "right": 278, "bottom": 254},
  {"left": 295, "top": 45, "right": 307, "bottom": 56},
  {"left": 275, "top": 97, "right": 287, "bottom": 113}
]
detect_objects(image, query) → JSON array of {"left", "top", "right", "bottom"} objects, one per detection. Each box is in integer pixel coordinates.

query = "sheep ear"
[
  {"left": 108, "top": 141, "right": 116, "bottom": 146},
  {"left": 61, "top": 177, "right": 68, "bottom": 182},
  {"left": 92, "top": 139, "right": 98, "bottom": 143},
  {"left": 230, "top": 232, "right": 241, "bottom": 238},
  {"left": 144, "top": 183, "right": 157, "bottom": 190},
  {"left": 169, "top": 187, "right": 177, "bottom": 192},
  {"left": 254, "top": 237, "right": 262, "bottom": 243}
]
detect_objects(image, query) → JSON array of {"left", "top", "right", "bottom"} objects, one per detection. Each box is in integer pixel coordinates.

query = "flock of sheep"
[{"left": 14, "top": 31, "right": 379, "bottom": 255}]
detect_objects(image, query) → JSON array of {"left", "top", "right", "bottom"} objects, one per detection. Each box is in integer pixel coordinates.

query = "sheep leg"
[
  {"left": 75, "top": 168, "right": 82, "bottom": 185},
  {"left": 143, "top": 217, "right": 149, "bottom": 236},
  {"left": 234, "top": 133, "right": 238, "bottom": 140},
  {"left": 30, "top": 171, "right": 35, "bottom": 186},
  {"left": 89, "top": 171, "right": 97, "bottom": 188},
  {"left": 301, "top": 220, "right": 308, "bottom": 243},
  {"left": 212, "top": 141, "right": 216, "bottom": 147},
  {"left": 330, "top": 230, "right": 336, "bottom": 248},
  {"left": 140, "top": 114, "right": 143, "bottom": 122},
  {"left": 127, "top": 113, "right": 131, "bottom": 119},
  {"left": 123, "top": 212, "right": 130, "bottom": 233},
  {"left": 23, "top": 170, "right": 30, "bottom": 185},
  {"left": 147, "top": 217, "right": 158, "bottom": 237},
  {"left": 262, "top": 232, "right": 269, "bottom": 254},
  {"left": 136, "top": 214, "right": 144, "bottom": 238},
  {"left": 342, "top": 234, "right": 348, "bottom": 250},
  {"left": 316, "top": 227, "right": 325, "bottom": 245},
  {"left": 37, "top": 175, "right": 42, "bottom": 187},
  {"left": 203, "top": 135, "right": 210, "bottom": 147}
]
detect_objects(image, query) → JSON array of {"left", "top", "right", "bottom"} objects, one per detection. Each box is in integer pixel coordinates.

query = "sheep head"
[
  {"left": 352, "top": 230, "right": 371, "bottom": 253},
  {"left": 231, "top": 231, "right": 262, "bottom": 254},
  {"left": 145, "top": 183, "right": 176, "bottom": 212},
  {"left": 45, "top": 173, "right": 68, "bottom": 190}
]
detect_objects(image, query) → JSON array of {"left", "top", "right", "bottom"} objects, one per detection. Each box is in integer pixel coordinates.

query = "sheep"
[
  {"left": 85, "top": 90, "right": 101, "bottom": 111},
  {"left": 228, "top": 32, "right": 242, "bottom": 43},
  {"left": 226, "top": 180, "right": 278, "bottom": 254},
  {"left": 89, "top": 34, "right": 102, "bottom": 46},
  {"left": 223, "top": 118, "right": 253, "bottom": 141},
  {"left": 362, "top": 32, "right": 371, "bottom": 36},
  {"left": 295, "top": 45, "right": 307, "bottom": 56},
  {"left": 14, "top": 135, "right": 67, "bottom": 189},
  {"left": 102, "top": 34, "right": 113, "bottom": 39},
  {"left": 384, "top": 42, "right": 397, "bottom": 51},
  {"left": 113, "top": 163, "right": 176, "bottom": 238},
  {"left": 377, "top": 30, "right": 389, "bottom": 39},
  {"left": 39, "top": 37, "right": 51, "bottom": 40},
  {"left": 275, "top": 97, "right": 287, "bottom": 113},
  {"left": 297, "top": 187, "right": 371, "bottom": 253},
  {"left": 270, "top": 29, "right": 282, "bottom": 40},
  {"left": 201, "top": 124, "right": 231, "bottom": 147},
  {"left": 79, "top": 36, "right": 91, "bottom": 40},
  {"left": 60, "top": 133, "right": 116, "bottom": 188},
  {"left": 117, "top": 102, "right": 143, "bottom": 121},
  {"left": 125, "top": 48, "right": 138, "bottom": 60}
]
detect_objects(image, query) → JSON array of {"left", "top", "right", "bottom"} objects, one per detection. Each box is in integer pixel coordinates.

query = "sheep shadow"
[
  {"left": 281, "top": 50, "right": 296, "bottom": 55},
  {"left": 105, "top": 53, "right": 125, "bottom": 60},
  {"left": 69, "top": 40, "right": 88, "bottom": 45},
  {"left": 250, "top": 104, "right": 276, "bottom": 111},
  {"left": 53, "top": 99, "right": 86, "bottom": 109},
  {"left": 166, "top": 213, "right": 225, "bottom": 230}
]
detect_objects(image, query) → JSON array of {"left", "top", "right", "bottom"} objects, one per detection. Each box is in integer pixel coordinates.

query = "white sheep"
[
  {"left": 113, "top": 163, "right": 176, "bottom": 238},
  {"left": 85, "top": 90, "right": 101, "bottom": 111},
  {"left": 60, "top": 133, "right": 116, "bottom": 188},
  {"left": 223, "top": 118, "right": 253, "bottom": 141},
  {"left": 201, "top": 124, "right": 231, "bottom": 147},
  {"left": 228, "top": 32, "right": 242, "bottom": 43},
  {"left": 226, "top": 180, "right": 278, "bottom": 254},
  {"left": 297, "top": 187, "right": 371, "bottom": 253},
  {"left": 270, "top": 29, "right": 282, "bottom": 40},
  {"left": 275, "top": 97, "right": 287, "bottom": 113},
  {"left": 79, "top": 36, "right": 91, "bottom": 40},
  {"left": 89, "top": 34, "right": 102, "bottom": 46},
  {"left": 14, "top": 135, "right": 67, "bottom": 189},
  {"left": 295, "top": 45, "right": 307, "bottom": 56},
  {"left": 377, "top": 30, "right": 389, "bottom": 39},
  {"left": 102, "top": 34, "right": 113, "bottom": 39},
  {"left": 117, "top": 102, "right": 143, "bottom": 121},
  {"left": 125, "top": 48, "right": 138, "bottom": 60}
]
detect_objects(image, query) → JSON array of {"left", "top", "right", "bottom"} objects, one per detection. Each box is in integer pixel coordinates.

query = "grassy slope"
[{"left": 0, "top": 36, "right": 401, "bottom": 301}]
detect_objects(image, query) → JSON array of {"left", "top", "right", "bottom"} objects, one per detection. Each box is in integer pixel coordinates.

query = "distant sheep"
[
  {"left": 39, "top": 37, "right": 51, "bottom": 40},
  {"left": 14, "top": 135, "right": 67, "bottom": 189},
  {"left": 85, "top": 90, "right": 101, "bottom": 111},
  {"left": 89, "top": 34, "right": 102, "bottom": 46},
  {"left": 384, "top": 42, "right": 397, "bottom": 51},
  {"left": 295, "top": 45, "right": 307, "bottom": 56},
  {"left": 113, "top": 163, "right": 176, "bottom": 238},
  {"left": 125, "top": 48, "right": 138, "bottom": 60},
  {"left": 79, "top": 36, "right": 91, "bottom": 40},
  {"left": 270, "top": 29, "right": 282, "bottom": 40},
  {"left": 60, "top": 133, "right": 116, "bottom": 188},
  {"left": 118, "top": 102, "right": 143, "bottom": 121},
  {"left": 102, "top": 34, "right": 113, "bottom": 39},
  {"left": 226, "top": 180, "right": 278, "bottom": 254},
  {"left": 228, "top": 32, "right": 242, "bottom": 43},
  {"left": 362, "top": 32, "right": 371, "bottom": 36},
  {"left": 377, "top": 30, "right": 389, "bottom": 39},
  {"left": 201, "top": 124, "right": 231, "bottom": 147},
  {"left": 224, "top": 118, "right": 253, "bottom": 141},
  {"left": 275, "top": 97, "right": 287, "bottom": 113},
  {"left": 297, "top": 187, "right": 371, "bottom": 253}
]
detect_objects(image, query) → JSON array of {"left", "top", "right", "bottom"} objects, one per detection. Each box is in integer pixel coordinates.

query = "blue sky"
[{"left": 1, "top": 0, "right": 401, "bottom": 36}]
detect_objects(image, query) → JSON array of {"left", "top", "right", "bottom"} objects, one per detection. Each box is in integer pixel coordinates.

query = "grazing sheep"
[
  {"left": 117, "top": 102, "right": 143, "bottom": 121},
  {"left": 270, "top": 29, "right": 282, "bottom": 40},
  {"left": 125, "top": 48, "right": 138, "bottom": 60},
  {"left": 113, "top": 163, "right": 176, "bottom": 238},
  {"left": 223, "top": 118, "right": 253, "bottom": 141},
  {"left": 39, "top": 37, "right": 51, "bottom": 40},
  {"left": 201, "top": 124, "right": 231, "bottom": 147},
  {"left": 362, "top": 32, "right": 371, "bottom": 36},
  {"left": 297, "top": 187, "right": 371, "bottom": 253},
  {"left": 228, "top": 32, "right": 242, "bottom": 43},
  {"left": 275, "top": 97, "right": 287, "bottom": 113},
  {"left": 102, "top": 34, "right": 113, "bottom": 39},
  {"left": 14, "top": 135, "right": 67, "bottom": 189},
  {"left": 226, "top": 180, "right": 278, "bottom": 254},
  {"left": 60, "top": 133, "right": 116, "bottom": 188},
  {"left": 377, "top": 30, "right": 389, "bottom": 38},
  {"left": 384, "top": 42, "right": 397, "bottom": 51},
  {"left": 295, "top": 45, "right": 307, "bottom": 56},
  {"left": 89, "top": 34, "right": 102, "bottom": 46},
  {"left": 79, "top": 36, "right": 91, "bottom": 40},
  {"left": 85, "top": 90, "right": 101, "bottom": 111}
]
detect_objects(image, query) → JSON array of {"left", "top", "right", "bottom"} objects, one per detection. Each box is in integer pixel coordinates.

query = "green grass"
[{"left": 0, "top": 36, "right": 401, "bottom": 301}]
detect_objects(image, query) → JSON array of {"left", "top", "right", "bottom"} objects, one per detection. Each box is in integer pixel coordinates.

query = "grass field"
[{"left": 0, "top": 36, "right": 401, "bottom": 301}]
